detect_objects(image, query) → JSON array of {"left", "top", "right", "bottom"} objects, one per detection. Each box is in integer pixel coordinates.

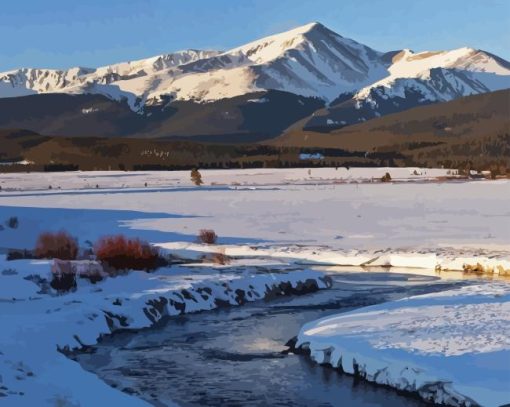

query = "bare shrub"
[
  {"left": 463, "top": 262, "right": 492, "bottom": 274},
  {"left": 35, "top": 231, "right": 78, "bottom": 260},
  {"left": 95, "top": 235, "right": 162, "bottom": 271},
  {"left": 7, "top": 249, "right": 35, "bottom": 261},
  {"left": 191, "top": 168, "right": 203, "bottom": 186},
  {"left": 209, "top": 252, "right": 231, "bottom": 265},
  {"left": 200, "top": 245, "right": 230, "bottom": 265},
  {"left": 198, "top": 229, "right": 217, "bottom": 244},
  {"left": 381, "top": 172, "right": 392, "bottom": 182},
  {"left": 51, "top": 259, "right": 105, "bottom": 287},
  {"left": 50, "top": 270, "right": 77, "bottom": 292},
  {"left": 1, "top": 268, "right": 17, "bottom": 276},
  {"left": 6, "top": 216, "right": 19, "bottom": 229},
  {"left": 50, "top": 260, "right": 77, "bottom": 292}
]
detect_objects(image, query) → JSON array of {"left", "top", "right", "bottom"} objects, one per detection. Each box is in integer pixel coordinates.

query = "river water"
[{"left": 75, "top": 270, "right": 469, "bottom": 407}]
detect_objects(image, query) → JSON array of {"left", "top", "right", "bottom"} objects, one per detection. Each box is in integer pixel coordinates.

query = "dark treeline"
[{"left": 1, "top": 131, "right": 509, "bottom": 175}]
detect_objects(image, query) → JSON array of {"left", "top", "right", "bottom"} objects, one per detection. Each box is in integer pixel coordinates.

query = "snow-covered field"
[
  {"left": 1, "top": 169, "right": 508, "bottom": 270},
  {"left": 0, "top": 167, "right": 458, "bottom": 191},
  {"left": 296, "top": 283, "right": 510, "bottom": 407},
  {"left": 0, "top": 169, "right": 509, "bottom": 406}
]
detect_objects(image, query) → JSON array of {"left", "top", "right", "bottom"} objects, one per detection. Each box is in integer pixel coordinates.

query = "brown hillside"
[{"left": 275, "top": 89, "right": 510, "bottom": 150}]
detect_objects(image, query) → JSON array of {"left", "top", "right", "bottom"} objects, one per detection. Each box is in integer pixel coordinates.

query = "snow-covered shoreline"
[
  {"left": 157, "top": 241, "right": 510, "bottom": 277},
  {"left": 295, "top": 283, "right": 510, "bottom": 407},
  {"left": 0, "top": 256, "right": 331, "bottom": 406}
]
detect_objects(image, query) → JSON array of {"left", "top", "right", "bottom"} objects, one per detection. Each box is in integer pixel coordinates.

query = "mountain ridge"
[{"left": 0, "top": 22, "right": 509, "bottom": 140}]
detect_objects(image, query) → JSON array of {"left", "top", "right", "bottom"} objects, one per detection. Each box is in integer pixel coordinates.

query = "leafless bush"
[
  {"left": 6, "top": 216, "right": 19, "bottom": 229},
  {"left": 191, "top": 168, "right": 203, "bottom": 186},
  {"left": 51, "top": 259, "right": 105, "bottom": 290},
  {"left": 7, "top": 249, "right": 35, "bottom": 261},
  {"left": 209, "top": 252, "right": 231, "bottom": 265},
  {"left": 35, "top": 231, "right": 78, "bottom": 260},
  {"left": 198, "top": 229, "right": 217, "bottom": 244},
  {"left": 381, "top": 172, "right": 392, "bottom": 182},
  {"left": 1, "top": 268, "right": 17, "bottom": 276}
]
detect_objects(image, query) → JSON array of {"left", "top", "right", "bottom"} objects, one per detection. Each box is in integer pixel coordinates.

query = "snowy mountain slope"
[
  {"left": 1, "top": 22, "right": 509, "bottom": 110},
  {"left": 0, "top": 23, "right": 390, "bottom": 108},
  {"left": 123, "top": 22, "right": 391, "bottom": 104},
  {"left": 84, "top": 22, "right": 392, "bottom": 106},
  {"left": 0, "top": 50, "right": 220, "bottom": 108},
  {"left": 356, "top": 47, "right": 510, "bottom": 103},
  {"left": 300, "top": 47, "right": 510, "bottom": 131},
  {"left": 0, "top": 22, "right": 509, "bottom": 139},
  {"left": 226, "top": 22, "right": 390, "bottom": 100}
]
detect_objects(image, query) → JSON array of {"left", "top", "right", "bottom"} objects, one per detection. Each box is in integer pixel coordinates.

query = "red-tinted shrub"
[
  {"left": 95, "top": 235, "right": 161, "bottom": 271},
  {"left": 198, "top": 229, "right": 217, "bottom": 244},
  {"left": 35, "top": 231, "right": 78, "bottom": 260}
]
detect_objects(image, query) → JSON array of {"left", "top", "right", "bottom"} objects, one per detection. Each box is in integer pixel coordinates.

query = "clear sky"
[{"left": 1, "top": 0, "right": 509, "bottom": 71}]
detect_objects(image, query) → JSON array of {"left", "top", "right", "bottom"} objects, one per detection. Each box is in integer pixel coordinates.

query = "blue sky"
[{"left": 1, "top": 0, "right": 509, "bottom": 70}]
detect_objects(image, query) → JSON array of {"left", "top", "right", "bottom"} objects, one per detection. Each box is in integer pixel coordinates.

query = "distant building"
[{"left": 299, "top": 153, "right": 325, "bottom": 161}]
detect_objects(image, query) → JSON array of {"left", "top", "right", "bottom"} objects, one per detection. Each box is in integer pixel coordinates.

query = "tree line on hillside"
[{"left": 1, "top": 134, "right": 509, "bottom": 175}]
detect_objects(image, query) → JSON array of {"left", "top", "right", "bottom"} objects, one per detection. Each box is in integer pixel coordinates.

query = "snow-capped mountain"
[
  {"left": 0, "top": 22, "right": 509, "bottom": 139},
  {"left": 0, "top": 49, "right": 220, "bottom": 107},
  {"left": 356, "top": 47, "right": 510, "bottom": 103},
  {"left": 303, "top": 45, "right": 510, "bottom": 130},
  {"left": 0, "top": 22, "right": 393, "bottom": 109},
  {"left": 221, "top": 22, "right": 390, "bottom": 100}
]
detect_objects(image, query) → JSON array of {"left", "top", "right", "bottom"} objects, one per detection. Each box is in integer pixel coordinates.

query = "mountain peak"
[
  {"left": 294, "top": 21, "right": 325, "bottom": 32},
  {"left": 273, "top": 21, "right": 341, "bottom": 40},
  {"left": 230, "top": 22, "right": 328, "bottom": 54},
  {"left": 227, "top": 21, "right": 360, "bottom": 67}
]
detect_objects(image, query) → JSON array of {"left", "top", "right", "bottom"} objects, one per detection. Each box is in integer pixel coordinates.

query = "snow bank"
[
  {"left": 295, "top": 283, "right": 510, "bottom": 407},
  {"left": 0, "top": 257, "right": 331, "bottom": 406},
  {"left": 157, "top": 242, "right": 510, "bottom": 276}
]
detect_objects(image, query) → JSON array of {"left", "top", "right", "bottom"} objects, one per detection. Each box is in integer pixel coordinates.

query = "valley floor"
[{"left": 0, "top": 168, "right": 508, "bottom": 406}]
